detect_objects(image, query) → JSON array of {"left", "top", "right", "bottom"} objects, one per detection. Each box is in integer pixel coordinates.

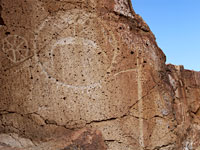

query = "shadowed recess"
[{"left": 0, "top": 1, "right": 5, "bottom": 25}]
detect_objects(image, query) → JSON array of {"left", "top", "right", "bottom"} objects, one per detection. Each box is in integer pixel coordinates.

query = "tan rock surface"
[
  {"left": 0, "top": 128, "right": 106, "bottom": 150},
  {"left": 167, "top": 65, "right": 200, "bottom": 150},
  {"left": 0, "top": 0, "right": 199, "bottom": 149}
]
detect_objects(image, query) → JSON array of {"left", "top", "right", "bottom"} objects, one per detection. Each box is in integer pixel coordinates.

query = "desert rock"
[{"left": 0, "top": 0, "right": 199, "bottom": 149}]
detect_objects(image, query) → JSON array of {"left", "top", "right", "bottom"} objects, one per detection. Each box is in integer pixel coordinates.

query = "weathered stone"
[
  {"left": 167, "top": 64, "right": 200, "bottom": 150},
  {"left": 0, "top": 0, "right": 199, "bottom": 150},
  {"left": 0, "top": 129, "right": 106, "bottom": 150},
  {"left": 0, "top": 133, "right": 34, "bottom": 148}
]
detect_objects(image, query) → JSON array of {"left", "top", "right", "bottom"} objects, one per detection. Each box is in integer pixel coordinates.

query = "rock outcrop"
[
  {"left": 167, "top": 65, "right": 200, "bottom": 150},
  {"left": 0, "top": 0, "right": 199, "bottom": 149}
]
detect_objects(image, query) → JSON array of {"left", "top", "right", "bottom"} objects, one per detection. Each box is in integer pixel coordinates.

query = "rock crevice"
[{"left": 0, "top": 0, "right": 5, "bottom": 25}]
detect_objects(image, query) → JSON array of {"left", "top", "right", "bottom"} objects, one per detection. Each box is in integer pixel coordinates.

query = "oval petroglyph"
[{"left": 34, "top": 9, "right": 120, "bottom": 91}]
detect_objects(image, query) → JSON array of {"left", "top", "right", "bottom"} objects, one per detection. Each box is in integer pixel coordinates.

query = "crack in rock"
[{"left": 0, "top": 0, "right": 5, "bottom": 26}]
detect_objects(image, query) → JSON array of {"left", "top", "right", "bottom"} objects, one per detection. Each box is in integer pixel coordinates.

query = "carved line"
[
  {"left": 137, "top": 49, "right": 144, "bottom": 149},
  {"left": 1, "top": 35, "right": 29, "bottom": 63},
  {"left": 113, "top": 68, "right": 137, "bottom": 77}
]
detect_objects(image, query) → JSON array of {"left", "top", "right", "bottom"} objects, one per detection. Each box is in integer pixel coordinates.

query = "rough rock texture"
[
  {"left": 167, "top": 65, "right": 200, "bottom": 150},
  {"left": 0, "top": 128, "right": 106, "bottom": 150},
  {"left": 0, "top": 0, "right": 199, "bottom": 149},
  {"left": 0, "top": 0, "right": 5, "bottom": 25}
]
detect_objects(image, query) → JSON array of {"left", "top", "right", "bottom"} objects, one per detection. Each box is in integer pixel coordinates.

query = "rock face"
[
  {"left": 167, "top": 65, "right": 200, "bottom": 150},
  {"left": 0, "top": 129, "right": 106, "bottom": 150},
  {"left": 0, "top": 0, "right": 199, "bottom": 149}
]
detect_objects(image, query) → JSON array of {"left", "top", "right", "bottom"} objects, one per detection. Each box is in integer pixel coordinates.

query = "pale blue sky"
[{"left": 132, "top": 0, "right": 200, "bottom": 71}]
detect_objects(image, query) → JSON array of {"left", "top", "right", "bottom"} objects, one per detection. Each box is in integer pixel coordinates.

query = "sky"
[{"left": 132, "top": 0, "right": 200, "bottom": 71}]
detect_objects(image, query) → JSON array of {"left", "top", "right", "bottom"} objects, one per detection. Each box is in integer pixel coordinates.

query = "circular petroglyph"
[
  {"left": 2, "top": 35, "right": 29, "bottom": 63},
  {"left": 35, "top": 9, "right": 118, "bottom": 89}
]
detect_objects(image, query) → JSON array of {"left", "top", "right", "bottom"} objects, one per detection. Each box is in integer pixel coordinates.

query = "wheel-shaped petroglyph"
[
  {"left": 2, "top": 35, "right": 29, "bottom": 63},
  {"left": 34, "top": 10, "right": 119, "bottom": 90}
]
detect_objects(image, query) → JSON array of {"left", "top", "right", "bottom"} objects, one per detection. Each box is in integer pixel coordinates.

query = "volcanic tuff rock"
[{"left": 0, "top": 0, "right": 199, "bottom": 149}]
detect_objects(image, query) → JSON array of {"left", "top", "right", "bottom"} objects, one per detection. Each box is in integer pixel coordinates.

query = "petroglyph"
[
  {"left": 113, "top": 68, "right": 137, "bottom": 77},
  {"left": 3, "top": 1, "right": 200, "bottom": 149},
  {"left": 34, "top": 9, "right": 126, "bottom": 91},
  {"left": 137, "top": 49, "right": 144, "bottom": 149},
  {"left": 2, "top": 35, "right": 29, "bottom": 63}
]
